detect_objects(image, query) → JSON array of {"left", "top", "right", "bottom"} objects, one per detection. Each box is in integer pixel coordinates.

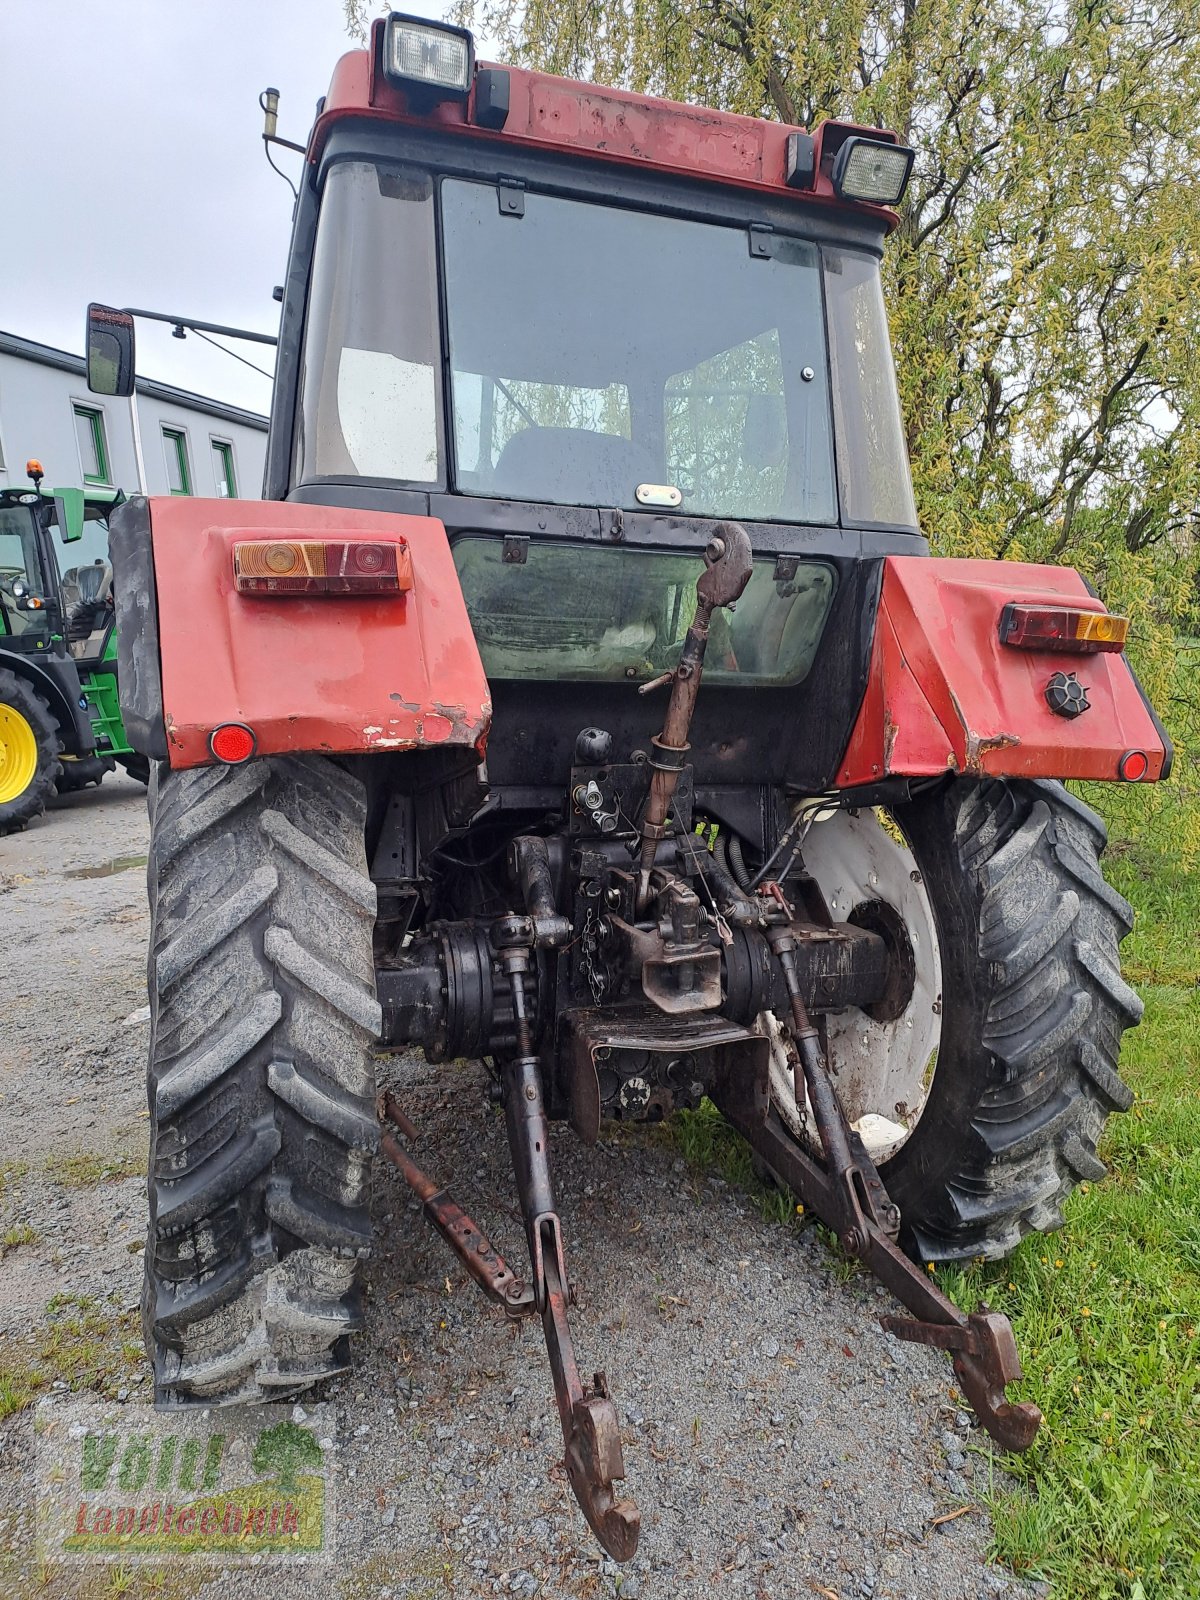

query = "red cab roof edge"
[{"left": 309, "top": 43, "right": 901, "bottom": 229}]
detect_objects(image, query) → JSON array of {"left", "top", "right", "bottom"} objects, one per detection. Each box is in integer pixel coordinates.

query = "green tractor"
[{"left": 0, "top": 464, "right": 147, "bottom": 833}]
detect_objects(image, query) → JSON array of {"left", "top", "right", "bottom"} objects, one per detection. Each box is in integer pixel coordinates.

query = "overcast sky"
[{"left": 0, "top": 0, "right": 470, "bottom": 415}]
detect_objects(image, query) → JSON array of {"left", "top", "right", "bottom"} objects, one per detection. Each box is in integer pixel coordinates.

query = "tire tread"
[
  {"left": 897, "top": 778, "right": 1137, "bottom": 1263},
  {"left": 144, "top": 755, "right": 378, "bottom": 1406}
]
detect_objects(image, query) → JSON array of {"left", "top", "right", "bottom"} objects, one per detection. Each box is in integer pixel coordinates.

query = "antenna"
[{"left": 259, "top": 88, "right": 305, "bottom": 201}]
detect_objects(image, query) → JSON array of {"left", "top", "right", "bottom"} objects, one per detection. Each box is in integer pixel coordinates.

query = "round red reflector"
[
  {"left": 209, "top": 723, "right": 257, "bottom": 764},
  {"left": 1118, "top": 749, "right": 1149, "bottom": 782},
  {"left": 354, "top": 543, "right": 386, "bottom": 572}
]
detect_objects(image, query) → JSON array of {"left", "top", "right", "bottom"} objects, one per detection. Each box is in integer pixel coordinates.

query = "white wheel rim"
[{"left": 767, "top": 807, "right": 943, "bottom": 1163}]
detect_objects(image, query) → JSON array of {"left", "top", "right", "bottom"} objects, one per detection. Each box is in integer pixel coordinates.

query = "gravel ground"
[{"left": 0, "top": 779, "right": 1042, "bottom": 1600}]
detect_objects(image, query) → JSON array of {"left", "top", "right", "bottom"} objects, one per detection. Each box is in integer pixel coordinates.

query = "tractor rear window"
[
  {"left": 452, "top": 538, "right": 837, "bottom": 685},
  {"left": 295, "top": 162, "right": 919, "bottom": 532},
  {"left": 441, "top": 182, "right": 837, "bottom": 526}
]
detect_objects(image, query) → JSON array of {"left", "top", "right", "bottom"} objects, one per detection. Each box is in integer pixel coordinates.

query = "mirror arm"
[{"left": 121, "top": 308, "right": 278, "bottom": 348}]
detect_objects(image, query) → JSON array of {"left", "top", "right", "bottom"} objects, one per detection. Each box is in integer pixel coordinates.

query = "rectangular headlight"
[
  {"left": 384, "top": 13, "right": 473, "bottom": 96},
  {"left": 832, "top": 137, "right": 915, "bottom": 205}
]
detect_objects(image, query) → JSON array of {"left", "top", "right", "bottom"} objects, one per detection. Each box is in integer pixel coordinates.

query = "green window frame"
[
  {"left": 211, "top": 438, "right": 237, "bottom": 498},
  {"left": 73, "top": 404, "right": 110, "bottom": 485},
  {"left": 162, "top": 427, "right": 192, "bottom": 495}
]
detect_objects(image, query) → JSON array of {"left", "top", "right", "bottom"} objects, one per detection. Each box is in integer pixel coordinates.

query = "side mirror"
[
  {"left": 86, "top": 303, "right": 136, "bottom": 397},
  {"left": 53, "top": 487, "right": 86, "bottom": 544}
]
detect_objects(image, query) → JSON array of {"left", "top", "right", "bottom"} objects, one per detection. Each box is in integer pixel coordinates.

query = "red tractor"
[{"left": 88, "top": 12, "right": 1168, "bottom": 1560}]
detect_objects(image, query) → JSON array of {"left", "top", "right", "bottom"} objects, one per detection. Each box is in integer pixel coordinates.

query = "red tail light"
[
  {"left": 233, "top": 539, "right": 412, "bottom": 595},
  {"left": 1000, "top": 602, "right": 1128, "bottom": 654}
]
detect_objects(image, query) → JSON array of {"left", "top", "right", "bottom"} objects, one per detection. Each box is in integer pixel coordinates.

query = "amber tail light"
[
  {"left": 999, "top": 603, "right": 1128, "bottom": 654},
  {"left": 233, "top": 539, "right": 412, "bottom": 595}
]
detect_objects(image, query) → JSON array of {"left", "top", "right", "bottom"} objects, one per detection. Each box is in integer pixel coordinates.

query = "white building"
[{"left": 0, "top": 329, "right": 268, "bottom": 562}]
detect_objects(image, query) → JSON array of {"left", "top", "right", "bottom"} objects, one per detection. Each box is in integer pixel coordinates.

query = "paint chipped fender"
[
  {"left": 838, "top": 556, "right": 1169, "bottom": 786},
  {"left": 123, "top": 496, "right": 492, "bottom": 769}
]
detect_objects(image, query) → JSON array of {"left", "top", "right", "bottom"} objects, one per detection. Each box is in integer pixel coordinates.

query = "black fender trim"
[{"left": 109, "top": 497, "right": 169, "bottom": 761}]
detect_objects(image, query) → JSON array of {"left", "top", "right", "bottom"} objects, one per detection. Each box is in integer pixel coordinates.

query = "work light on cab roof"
[{"left": 383, "top": 13, "right": 474, "bottom": 97}]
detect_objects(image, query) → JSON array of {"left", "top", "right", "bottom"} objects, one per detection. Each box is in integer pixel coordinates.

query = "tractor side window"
[
  {"left": 0, "top": 506, "right": 47, "bottom": 639},
  {"left": 295, "top": 162, "right": 443, "bottom": 486},
  {"left": 0, "top": 514, "right": 36, "bottom": 587},
  {"left": 824, "top": 250, "right": 919, "bottom": 529}
]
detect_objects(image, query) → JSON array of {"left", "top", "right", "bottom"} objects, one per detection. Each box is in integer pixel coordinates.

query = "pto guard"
[
  {"left": 109, "top": 497, "right": 490, "bottom": 768},
  {"left": 838, "top": 557, "right": 1169, "bottom": 786}
]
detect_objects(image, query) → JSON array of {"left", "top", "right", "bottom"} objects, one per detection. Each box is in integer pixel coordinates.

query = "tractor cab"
[
  {"left": 0, "top": 477, "right": 140, "bottom": 832},
  {"left": 272, "top": 37, "right": 922, "bottom": 783},
  {"left": 0, "top": 483, "right": 121, "bottom": 662},
  {"left": 0, "top": 487, "right": 61, "bottom": 650},
  {"left": 0, "top": 481, "right": 121, "bottom": 653}
]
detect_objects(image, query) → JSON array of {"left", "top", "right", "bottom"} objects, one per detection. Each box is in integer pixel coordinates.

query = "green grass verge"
[
  {"left": 0, "top": 1293, "right": 140, "bottom": 1419},
  {"left": 944, "top": 979, "right": 1200, "bottom": 1598},
  {"left": 44, "top": 1149, "right": 144, "bottom": 1188},
  {"left": 669, "top": 821, "right": 1200, "bottom": 1600},
  {"left": 954, "top": 829, "right": 1200, "bottom": 1599}
]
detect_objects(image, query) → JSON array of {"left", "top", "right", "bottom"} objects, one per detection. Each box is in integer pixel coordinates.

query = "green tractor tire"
[{"left": 0, "top": 668, "right": 61, "bottom": 834}]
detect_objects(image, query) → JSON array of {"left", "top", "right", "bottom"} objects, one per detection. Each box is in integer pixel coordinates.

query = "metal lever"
[
  {"left": 766, "top": 924, "right": 899, "bottom": 1247},
  {"left": 539, "top": 1233, "right": 640, "bottom": 1561},
  {"left": 378, "top": 1093, "right": 535, "bottom": 1317},
  {"left": 712, "top": 917, "right": 1041, "bottom": 1452},
  {"left": 494, "top": 928, "right": 641, "bottom": 1560},
  {"left": 710, "top": 1069, "right": 1043, "bottom": 1453},
  {"left": 635, "top": 523, "right": 753, "bottom": 911},
  {"left": 880, "top": 1306, "right": 1040, "bottom": 1452}
]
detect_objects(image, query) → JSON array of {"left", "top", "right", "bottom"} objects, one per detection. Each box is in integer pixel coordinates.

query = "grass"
[
  {"left": 1, "top": 1223, "right": 38, "bottom": 1252},
  {"left": 952, "top": 824, "right": 1200, "bottom": 1599},
  {"left": 44, "top": 1149, "right": 143, "bottom": 1188},
  {"left": 13, "top": 1565, "right": 204, "bottom": 1600},
  {"left": 667, "top": 809, "right": 1200, "bottom": 1600},
  {"left": 0, "top": 1159, "right": 28, "bottom": 1195},
  {"left": 0, "top": 1293, "right": 140, "bottom": 1419}
]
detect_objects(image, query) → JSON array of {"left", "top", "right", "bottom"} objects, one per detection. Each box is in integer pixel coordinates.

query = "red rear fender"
[
  {"left": 115, "top": 497, "right": 490, "bottom": 770},
  {"left": 839, "top": 557, "right": 1169, "bottom": 786}
]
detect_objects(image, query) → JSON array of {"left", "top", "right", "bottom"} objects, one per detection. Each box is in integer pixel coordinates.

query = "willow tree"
[{"left": 456, "top": 0, "right": 1197, "bottom": 570}]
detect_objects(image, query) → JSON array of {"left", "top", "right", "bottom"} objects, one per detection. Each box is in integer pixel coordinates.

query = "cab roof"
[{"left": 309, "top": 21, "right": 902, "bottom": 230}]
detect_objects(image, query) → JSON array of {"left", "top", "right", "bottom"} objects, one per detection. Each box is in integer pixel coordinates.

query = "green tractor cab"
[{"left": 0, "top": 472, "right": 145, "bottom": 833}]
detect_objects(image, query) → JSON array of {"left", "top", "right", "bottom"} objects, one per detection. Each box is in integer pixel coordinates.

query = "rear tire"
[
  {"left": 883, "top": 777, "right": 1139, "bottom": 1262},
  {"left": 144, "top": 754, "right": 381, "bottom": 1406},
  {"left": 0, "top": 668, "right": 61, "bottom": 833}
]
